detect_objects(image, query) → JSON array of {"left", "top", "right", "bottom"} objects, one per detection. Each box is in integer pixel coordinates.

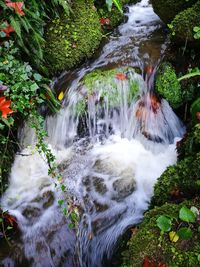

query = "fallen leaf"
[
  {"left": 169, "top": 231, "right": 179, "bottom": 242},
  {"left": 196, "top": 112, "right": 200, "bottom": 120},
  {"left": 143, "top": 256, "right": 155, "bottom": 267},
  {"left": 0, "top": 96, "right": 14, "bottom": 118},
  {"left": 116, "top": 73, "right": 127, "bottom": 80},
  {"left": 58, "top": 91, "right": 64, "bottom": 101},
  {"left": 100, "top": 17, "right": 110, "bottom": 26}
]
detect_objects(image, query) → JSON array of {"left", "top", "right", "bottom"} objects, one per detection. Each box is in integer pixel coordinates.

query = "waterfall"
[{"left": 0, "top": 1, "right": 185, "bottom": 267}]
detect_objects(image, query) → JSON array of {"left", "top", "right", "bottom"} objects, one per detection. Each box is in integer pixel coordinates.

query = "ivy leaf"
[
  {"left": 106, "top": 0, "right": 113, "bottom": 11},
  {"left": 58, "top": 199, "right": 64, "bottom": 206},
  {"left": 33, "top": 73, "right": 42, "bottom": 82},
  {"left": 156, "top": 215, "right": 172, "bottom": 232},
  {"left": 177, "top": 227, "right": 193, "bottom": 239},
  {"left": 179, "top": 206, "right": 196, "bottom": 223}
]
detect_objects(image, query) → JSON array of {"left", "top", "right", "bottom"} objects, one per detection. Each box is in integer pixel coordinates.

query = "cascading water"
[{"left": 0, "top": 1, "right": 185, "bottom": 267}]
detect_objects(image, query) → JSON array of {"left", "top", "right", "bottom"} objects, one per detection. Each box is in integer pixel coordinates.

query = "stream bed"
[{"left": 0, "top": 1, "right": 185, "bottom": 267}]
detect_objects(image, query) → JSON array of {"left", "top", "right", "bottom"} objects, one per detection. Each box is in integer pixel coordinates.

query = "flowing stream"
[{"left": 0, "top": 1, "right": 185, "bottom": 267}]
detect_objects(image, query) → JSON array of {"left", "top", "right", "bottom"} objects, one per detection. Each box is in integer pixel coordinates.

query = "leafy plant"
[{"left": 156, "top": 206, "right": 198, "bottom": 242}]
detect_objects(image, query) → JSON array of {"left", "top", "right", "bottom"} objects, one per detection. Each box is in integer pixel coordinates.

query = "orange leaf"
[
  {"left": 0, "top": 96, "right": 14, "bottom": 118},
  {"left": 116, "top": 73, "right": 127, "bottom": 81},
  {"left": 6, "top": 1, "right": 25, "bottom": 16}
]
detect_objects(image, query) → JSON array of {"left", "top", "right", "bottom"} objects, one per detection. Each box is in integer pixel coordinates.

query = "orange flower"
[
  {"left": 0, "top": 96, "right": 14, "bottom": 118},
  {"left": 116, "top": 73, "right": 127, "bottom": 80},
  {"left": 6, "top": 0, "right": 25, "bottom": 16},
  {"left": 1, "top": 23, "right": 15, "bottom": 37}
]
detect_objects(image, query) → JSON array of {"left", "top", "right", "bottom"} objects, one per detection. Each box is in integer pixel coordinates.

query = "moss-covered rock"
[
  {"left": 155, "top": 63, "right": 182, "bottom": 108},
  {"left": 170, "top": 1, "right": 200, "bottom": 44},
  {"left": 151, "top": 0, "right": 197, "bottom": 24},
  {"left": 151, "top": 124, "right": 200, "bottom": 207},
  {"left": 122, "top": 199, "right": 200, "bottom": 267},
  {"left": 78, "top": 67, "right": 142, "bottom": 107},
  {"left": 44, "top": 0, "right": 102, "bottom": 74}
]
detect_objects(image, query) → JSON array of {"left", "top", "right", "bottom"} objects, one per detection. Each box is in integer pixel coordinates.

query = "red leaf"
[
  {"left": 5, "top": 1, "right": 25, "bottom": 16},
  {"left": 116, "top": 73, "right": 127, "bottom": 81},
  {"left": 0, "top": 96, "right": 14, "bottom": 118},
  {"left": 100, "top": 17, "right": 110, "bottom": 25},
  {"left": 1, "top": 23, "right": 15, "bottom": 37},
  {"left": 143, "top": 256, "right": 155, "bottom": 267},
  {"left": 196, "top": 112, "right": 200, "bottom": 120}
]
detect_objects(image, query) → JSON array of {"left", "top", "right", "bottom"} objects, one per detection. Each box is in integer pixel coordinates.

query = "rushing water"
[{"left": 0, "top": 1, "right": 185, "bottom": 267}]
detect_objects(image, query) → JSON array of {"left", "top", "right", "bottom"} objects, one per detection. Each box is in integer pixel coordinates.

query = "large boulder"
[
  {"left": 44, "top": 0, "right": 102, "bottom": 75},
  {"left": 155, "top": 62, "right": 182, "bottom": 109},
  {"left": 170, "top": 1, "right": 200, "bottom": 44},
  {"left": 122, "top": 199, "right": 200, "bottom": 267},
  {"left": 151, "top": 0, "right": 197, "bottom": 24}
]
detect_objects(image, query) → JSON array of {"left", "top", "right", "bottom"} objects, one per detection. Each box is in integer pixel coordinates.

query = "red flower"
[
  {"left": 116, "top": 73, "right": 127, "bottom": 81},
  {"left": 196, "top": 112, "right": 200, "bottom": 120},
  {"left": 5, "top": 0, "right": 25, "bottom": 16},
  {"left": 143, "top": 257, "right": 155, "bottom": 267},
  {"left": 100, "top": 17, "right": 110, "bottom": 25},
  {"left": 1, "top": 23, "right": 15, "bottom": 37},
  {"left": 0, "top": 96, "right": 14, "bottom": 118}
]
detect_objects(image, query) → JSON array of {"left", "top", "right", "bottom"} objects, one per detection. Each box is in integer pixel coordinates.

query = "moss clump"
[
  {"left": 155, "top": 63, "right": 182, "bottom": 108},
  {"left": 151, "top": 0, "right": 197, "bottom": 24},
  {"left": 80, "top": 67, "right": 141, "bottom": 106},
  {"left": 122, "top": 200, "right": 200, "bottom": 267},
  {"left": 45, "top": 0, "right": 102, "bottom": 74},
  {"left": 170, "top": 1, "right": 200, "bottom": 44},
  {"left": 151, "top": 124, "right": 200, "bottom": 207}
]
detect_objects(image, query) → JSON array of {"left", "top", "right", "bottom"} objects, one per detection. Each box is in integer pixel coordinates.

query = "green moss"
[
  {"left": 122, "top": 200, "right": 200, "bottom": 267},
  {"left": 170, "top": 1, "right": 200, "bottom": 43},
  {"left": 151, "top": 0, "right": 197, "bottom": 24},
  {"left": 155, "top": 63, "right": 182, "bottom": 108},
  {"left": 80, "top": 67, "right": 141, "bottom": 106},
  {"left": 151, "top": 152, "right": 200, "bottom": 207},
  {"left": 44, "top": 0, "right": 102, "bottom": 74}
]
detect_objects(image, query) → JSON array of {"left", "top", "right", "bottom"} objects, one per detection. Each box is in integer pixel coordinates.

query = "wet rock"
[
  {"left": 93, "top": 200, "right": 109, "bottom": 212},
  {"left": 22, "top": 207, "right": 41, "bottom": 219},
  {"left": 93, "top": 177, "right": 108, "bottom": 195},
  {"left": 112, "top": 176, "right": 135, "bottom": 200},
  {"left": 42, "top": 191, "right": 55, "bottom": 209}
]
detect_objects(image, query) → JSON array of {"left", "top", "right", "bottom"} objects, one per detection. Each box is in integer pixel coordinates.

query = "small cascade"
[{"left": 0, "top": 1, "right": 185, "bottom": 267}]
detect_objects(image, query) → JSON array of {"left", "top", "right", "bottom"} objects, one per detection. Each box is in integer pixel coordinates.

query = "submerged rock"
[{"left": 112, "top": 175, "right": 135, "bottom": 200}]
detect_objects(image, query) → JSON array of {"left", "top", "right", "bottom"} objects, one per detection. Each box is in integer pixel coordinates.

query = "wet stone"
[
  {"left": 22, "top": 207, "right": 41, "bottom": 219},
  {"left": 112, "top": 177, "right": 136, "bottom": 200},
  {"left": 42, "top": 191, "right": 55, "bottom": 209},
  {"left": 93, "top": 177, "right": 108, "bottom": 195},
  {"left": 93, "top": 200, "right": 109, "bottom": 212}
]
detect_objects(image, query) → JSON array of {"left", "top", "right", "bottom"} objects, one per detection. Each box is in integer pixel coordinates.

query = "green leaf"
[
  {"left": 193, "top": 26, "right": 200, "bottom": 32},
  {"left": 177, "top": 227, "right": 193, "bottom": 239},
  {"left": 0, "top": 218, "right": 3, "bottom": 223},
  {"left": 179, "top": 206, "right": 196, "bottom": 223},
  {"left": 33, "top": 73, "right": 42, "bottom": 82},
  {"left": 60, "top": 184, "right": 66, "bottom": 191},
  {"left": 156, "top": 215, "right": 172, "bottom": 232},
  {"left": 58, "top": 199, "right": 64, "bottom": 206},
  {"left": 198, "top": 226, "right": 200, "bottom": 232},
  {"left": 197, "top": 254, "right": 200, "bottom": 263},
  {"left": 0, "top": 31, "right": 6, "bottom": 38},
  {"left": 7, "top": 226, "right": 13, "bottom": 230}
]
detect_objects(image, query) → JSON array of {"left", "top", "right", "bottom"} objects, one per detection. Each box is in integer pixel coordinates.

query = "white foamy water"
[{"left": 0, "top": 1, "right": 185, "bottom": 267}]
